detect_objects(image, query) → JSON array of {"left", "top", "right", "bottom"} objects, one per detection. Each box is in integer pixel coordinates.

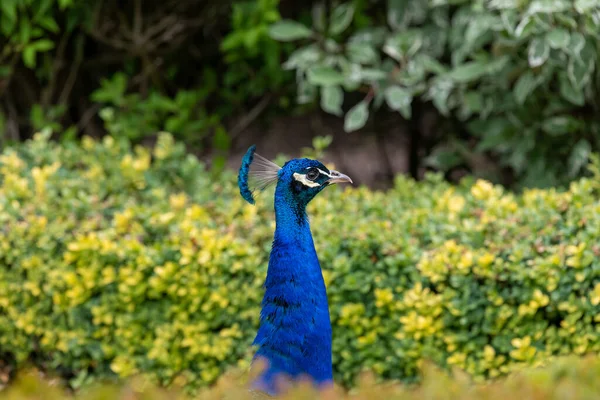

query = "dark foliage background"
[{"left": 1, "top": 0, "right": 599, "bottom": 188}]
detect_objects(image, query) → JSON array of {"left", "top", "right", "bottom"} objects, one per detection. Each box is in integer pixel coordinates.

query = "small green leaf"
[
  {"left": 568, "top": 57, "right": 594, "bottom": 89},
  {"left": 344, "top": 101, "right": 369, "bottom": 132},
  {"left": 383, "top": 30, "right": 422, "bottom": 61},
  {"left": 359, "top": 68, "right": 388, "bottom": 81},
  {"left": 329, "top": 3, "right": 354, "bottom": 35},
  {"left": 283, "top": 45, "right": 321, "bottom": 70},
  {"left": 513, "top": 71, "right": 541, "bottom": 105},
  {"left": 320, "top": 86, "right": 344, "bottom": 116},
  {"left": 528, "top": 37, "right": 549, "bottom": 67},
  {"left": 559, "top": 71, "right": 584, "bottom": 105},
  {"left": 347, "top": 43, "right": 377, "bottom": 64},
  {"left": 1, "top": 0, "right": 17, "bottom": 23},
  {"left": 307, "top": 66, "right": 345, "bottom": 86},
  {"left": 58, "top": 0, "right": 73, "bottom": 10},
  {"left": 541, "top": 116, "right": 580, "bottom": 136},
  {"left": 545, "top": 28, "right": 570, "bottom": 49},
  {"left": 39, "top": 17, "right": 60, "bottom": 33},
  {"left": 268, "top": 20, "right": 312, "bottom": 41},
  {"left": 424, "top": 146, "right": 462, "bottom": 171},
  {"left": 575, "top": 0, "right": 598, "bottom": 13},
  {"left": 527, "top": 0, "right": 570, "bottom": 14},
  {"left": 19, "top": 17, "right": 32, "bottom": 44},
  {"left": 384, "top": 86, "right": 412, "bottom": 119},
  {"left": 212, "top": 126, "right": 230, "bottom": 151},
  {"left": 567, "top": 32, "right": 585, "bottom": 59},
  {"left": 420, "top": 54, "right": 447, "bottom": 74},
  {"left": 29, "top": 39, "right": 54, "bottom": 52},
  {"left": 448, "top": 62, "right": 487, "bottom": 83},
  {"left": 22, "top": 46, "right": 36, "bottom": 68},
  {"left": 568, "top": 139, "right": 591, "bottom": 177},
  {"left": 387, "top": 0, "right": 408, "bottom": 29},
  {"left": 427, "top": 77, "right": 453, "bottom": 116}
]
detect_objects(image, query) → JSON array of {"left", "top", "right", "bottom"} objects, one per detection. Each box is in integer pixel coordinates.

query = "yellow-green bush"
[
  {"left": 0, "top": 132, "right": 599, "bottom": 391},
  {"left": 4, "top": 355, "right": 600, "bottom": 399}
]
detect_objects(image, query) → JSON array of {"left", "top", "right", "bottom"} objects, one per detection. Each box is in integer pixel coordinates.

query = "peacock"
[{"left": 238, "top": 145, "right": 353, "bottom": 397}]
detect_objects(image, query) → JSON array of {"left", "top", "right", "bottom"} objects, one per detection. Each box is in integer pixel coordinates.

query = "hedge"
[
  {"left": 0, "top": 132, "right": 599, "bottom": 392},
  {"left": 4, "top": 355, "right": 600, "bottom": 399}
]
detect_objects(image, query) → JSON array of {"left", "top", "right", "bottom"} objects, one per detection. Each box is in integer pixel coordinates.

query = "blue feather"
[
  {"left": 238, "top": 145, "right": 281, "bottom": 205},
  {"left": 245, "top": 157, "right": 352, "bottom": 396},
  {"left": 238, "top": 145, "right": 257, "bottom": 204}
]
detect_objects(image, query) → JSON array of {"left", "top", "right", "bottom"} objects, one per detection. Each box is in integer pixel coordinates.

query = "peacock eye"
[{"left": 306, "top": 168, "right": 319, "bottom": 181}]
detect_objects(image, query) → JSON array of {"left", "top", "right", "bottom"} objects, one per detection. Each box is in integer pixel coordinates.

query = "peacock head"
[{"left": 238, "top": 145, "right": 353, "bottom": 207}]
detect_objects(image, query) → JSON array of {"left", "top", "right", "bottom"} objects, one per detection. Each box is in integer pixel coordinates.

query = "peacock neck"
[{"left": 251, "top": 188, "right": 333, "bottom": 395}]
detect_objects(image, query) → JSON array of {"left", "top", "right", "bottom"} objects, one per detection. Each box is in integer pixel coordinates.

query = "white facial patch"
[
  {"left": 293, "top": 172, "right": 321, "bottom": 188},
  {"left": 317, "top": 168, "right": 333, "bottom": 178}
]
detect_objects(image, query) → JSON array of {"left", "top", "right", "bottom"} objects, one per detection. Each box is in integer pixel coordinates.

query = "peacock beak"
[{"left": 327, "top": 170, "right": 353, "bottom": 184}]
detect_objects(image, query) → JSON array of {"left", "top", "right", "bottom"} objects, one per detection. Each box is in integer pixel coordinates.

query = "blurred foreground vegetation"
[
  {"left": 1, "top": 0, "right": 600, "bottom": 187},
  {"left": 3, "top": 355, "right": 600, "bottom": 399},
  {"left": 0, "top": 133, "right": 599, "bottom": 392}
]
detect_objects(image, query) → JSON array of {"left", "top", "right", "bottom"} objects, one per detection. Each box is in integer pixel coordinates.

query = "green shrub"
[
  {"left": 269, "top": 0, "right": 600, "bottom": 187},
  {"left": 0, "top": 132, "right": 599, "bottom": 392},
  {"left": 4, "top": 355, "right": 600, "bottom": 399}
]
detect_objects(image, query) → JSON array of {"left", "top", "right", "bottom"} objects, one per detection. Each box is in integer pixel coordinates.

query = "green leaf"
[
  {"left": 575, "top": 0, "right": 598, "bottom": 13},
  {"left": 1, "top": 0, "right": 17, "bottom": 23},
  {"left": 329, "top": 3, "right": 354, "bottom": 35},
  {"left": 212, "top": 126, "right": 230, "bottom": 151},
  {"left": 568, "top": 57, "right": 594, "bottom": 89},
  {"left": 320, "top": 86, "right": 344, "bottom": 116},
  {"left": 19, "top": 17, "right": 31, "bottom": 45},
  {"left": 58, "top": 0, "right": 73, "bottom": 10},
  {"left": 528, "top": 37, "right": 549, "bottom": 67},
  {"left": 424, "top": 146, "right": 462, "bottom": 171},
  {"left": 268, "top": 20, "right": 312, "bottom": 41},
  {"left": 38, "top": 16, "right": 59, "bottom": 33},
  {"left": 348, "top": 27, "right": 388, "bottom": 47},
  {"left": 283, "top": 45, "right": 321, "bottom": 70},
  {"left": 307, "top": 66, "right": 345, "bottom": 86},
  {"left": 383, "top": 30, "right": 422, "bottom": 61},
  {"left": 448, "top": 62, "right": 487, "bottom": 83},
  {"left": 428, "top": 77, "right": 453, "bottom": 116},
  {"left": 568, "top": 139, "right": 591, "bottom": 177},
  {"left": 347, "top": 43, "right": 377, "bottom": 64},
  {"left": 387, "top": 0, "right": 408, "bottom": 29},
  {"left": 419, "top": 54, "right": 448, "bottom": 74},
  {"left": 567, "top": 32, "right": 585, "bottom": 59},
  {"left": 384, "top": 86, "right": 412, "bottom": 119},
  {"left": 526, "top": 0, "right": 569, "bottom": 14},
  {"left": 29, "top": 39, "right": 54, "bottom": 52},
  {"left": 22, "top": 46, "right": 36, "bottom": 68},
  {"left": 559, "top": 71, "right": 584, "bottom": 105},
  {"left": 541, "top": 116, "right": 580, "bottom": 136},
  {"left": 513, "top": 71, "right": 541, "bottom": 105},
  {"left": 358, "top": 68, "right": 388, "bottom": 81},
  {"left": 344, "top": 101, "right": 369, "bottom": 132},
  {"left": 545, "top": 28, "right": 570, "bottom": 49},
  {"left": 472, "top": 118, "right": 511, "bottom": 151}
]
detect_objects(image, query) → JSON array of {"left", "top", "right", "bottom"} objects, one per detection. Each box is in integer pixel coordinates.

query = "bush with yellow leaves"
[
  {"left": 3, "top": 355, "right": 600, "bottom": 399},
  {"left": 0, "top": 131, "right": 599, "bottom": 392}
]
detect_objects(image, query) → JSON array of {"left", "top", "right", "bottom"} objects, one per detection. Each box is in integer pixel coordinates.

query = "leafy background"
[{"left": 1, "top": 0, "right": 599, "bottom": 188}]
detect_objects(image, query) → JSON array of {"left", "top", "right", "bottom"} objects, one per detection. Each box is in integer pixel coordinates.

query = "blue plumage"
[
  {"left": 238, "top": 145, "right": 257, "bottom": 204},
  {"left": 238, "top": 147, "right": 353, "bottom": 396}
]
